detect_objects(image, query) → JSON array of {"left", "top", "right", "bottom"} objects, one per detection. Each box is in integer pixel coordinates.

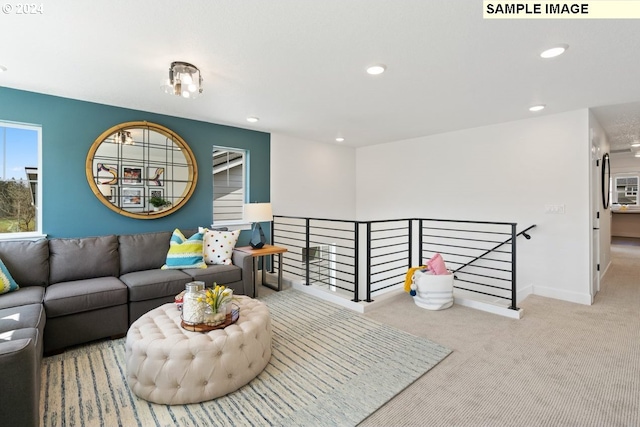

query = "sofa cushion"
[
  {"left": 161, "top": 229, "right": 207, "bottom": 270},
  {"left": 49, "top": 235, "right": 119, "bottom": 284},
  {"left": 120, "top": 269, "right": 192, "bottom": 302},
  {"left": 44, "top": 277, "right": 127, "bottom": 318},
  {"left": 0, "top": 287, "right": 44, "bottom": 310},
  {"left": 0, "top": 258, "right": 19, "bottom": 295},
  {"left": 119, "top": 231, "right": 172, "bottom": 275},
  {"left": 0, "top": 239, "right": 49, "bottom": 287},
  {"left": 182, "top": 264, "right": 242, "bottom": 287},
  {"left": 0, "top": 304, "right": 45, "bottom": 333},
  {"left": 203, "top": 229, "right": 240, "bottom": 266}
]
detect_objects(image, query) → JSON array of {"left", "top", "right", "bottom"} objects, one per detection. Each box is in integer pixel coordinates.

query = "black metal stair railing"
[
  {"left": 271, "top": 215, "right": 535, "bottom": 310},
  {"left": 419, "top": 220, "right": 537, "bottom": 310}
]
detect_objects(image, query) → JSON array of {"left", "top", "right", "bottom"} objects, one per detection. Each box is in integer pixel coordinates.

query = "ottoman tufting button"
[{"left": 227, "top": 373, "right": 232, "bottom": 379}]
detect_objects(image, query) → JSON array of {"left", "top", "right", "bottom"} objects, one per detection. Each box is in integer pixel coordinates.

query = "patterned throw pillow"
[
  {"left": 203, "top": 229, "right": 240, "bottom": 265},
  {"left": 0, "top": 257, "right": 19, "bottom": 295},
  {"left": 161, "top": 229, "right": 207, "bottom": 270}
]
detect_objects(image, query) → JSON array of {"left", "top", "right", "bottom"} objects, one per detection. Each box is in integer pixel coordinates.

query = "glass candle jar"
[{"left": 182, "top": 281, "right": 205, "bottom": 325}]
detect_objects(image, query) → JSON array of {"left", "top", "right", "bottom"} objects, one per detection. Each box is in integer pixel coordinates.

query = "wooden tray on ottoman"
[{"left": 181, "top": 305, "right": 240, "bottom": 332}]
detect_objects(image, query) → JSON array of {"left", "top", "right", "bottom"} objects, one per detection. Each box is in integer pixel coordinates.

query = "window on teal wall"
[
  {"left": 212, "top": 147, "right": 247, "bottom": 225},
  {"left": 0, "top": 121, "right": 42, "bottom": 238}
]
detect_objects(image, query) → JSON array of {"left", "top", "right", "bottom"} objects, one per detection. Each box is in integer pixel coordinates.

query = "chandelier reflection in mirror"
[
  {"left": 115, "top": 131, "right": 134, "bottom": 145},
  {"left": 162, "top": 61, "right": 203, "bottom": 99},
  {"left": 86, "top": 121, "right": 198, "bottom": 219}
]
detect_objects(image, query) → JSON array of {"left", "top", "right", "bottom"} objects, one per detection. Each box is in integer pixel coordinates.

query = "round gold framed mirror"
[{"left": 86, "top": 121, "right": 198, "bottom": 219}]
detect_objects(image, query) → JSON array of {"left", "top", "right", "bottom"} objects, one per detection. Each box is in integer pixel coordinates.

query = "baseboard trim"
[{"left": 532, "top": 285, "right": 592, "bottom": 305}]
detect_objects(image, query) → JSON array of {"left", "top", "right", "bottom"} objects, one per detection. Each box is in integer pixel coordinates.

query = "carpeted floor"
[
  {"left": 361, "top": 241, "right": 640, "bottom": 426},
  {"left": 40, "top": 290, "right": 450, "bottom": 427}
]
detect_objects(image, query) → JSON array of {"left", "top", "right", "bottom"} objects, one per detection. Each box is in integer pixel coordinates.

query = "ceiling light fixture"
[
  {"left": 635, "top": 152, "right": 640, "bottom": 158},
  {"left": 631, "top": 142, "right": 640, "bottom": 147},
  {"left": 366, "top": 64, "right": 386, "bottom": 75},
  {"left": 529, "top": 104, "right": 546, "bottom": 112},
  {"left": 335, "top": 137, "right": 345, "bottom": 142},
  {"left": 0, "top": 65, "right": 7, "bottom": 73},
  {"left": 162, "top": 61, "right": 203, "bottom": 99},
  {"left": 246, "top": 116, "right": 259, "bottom": 123},
  {"left": 540, "top": 44, "right": 569, "bottom": 59}
]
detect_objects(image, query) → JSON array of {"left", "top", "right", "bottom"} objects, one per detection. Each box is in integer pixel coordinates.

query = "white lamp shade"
[{"left": 244, "top": 203, "right": 273, "bottom": 223}]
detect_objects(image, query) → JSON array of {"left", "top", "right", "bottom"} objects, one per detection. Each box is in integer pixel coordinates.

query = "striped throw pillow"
[
  {"left": 161, "top": 229, "right": 207, "bottom": 270},
  {"left": 0, "top": 257, "right": 19, "bottom": 295}
]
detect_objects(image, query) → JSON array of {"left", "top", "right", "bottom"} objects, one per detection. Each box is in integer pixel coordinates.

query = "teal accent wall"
[{"left": 0, "top": 87, "right": 270, "bottom": 239}]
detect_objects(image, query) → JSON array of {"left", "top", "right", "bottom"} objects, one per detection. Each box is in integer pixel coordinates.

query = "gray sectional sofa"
[{"left": 0, "top": 229, "right": 253, "bottom": 427}]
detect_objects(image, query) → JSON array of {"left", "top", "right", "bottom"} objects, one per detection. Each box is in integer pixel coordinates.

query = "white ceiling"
[{"left": 1, "top": 1, "right": 640, "bottom": 150}]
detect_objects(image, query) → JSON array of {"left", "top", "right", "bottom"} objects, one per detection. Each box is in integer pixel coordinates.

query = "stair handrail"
[{"left": 452, "top": 224, "right": 537, "bottom": 275}]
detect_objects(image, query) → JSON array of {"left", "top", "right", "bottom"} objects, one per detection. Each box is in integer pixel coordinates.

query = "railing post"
[
  {"left": 408, "top": 219, "right": 413, "bottom": 269},
  {"left": 418, "top": 219, "right": 423, "bottom": 265},
  {"left": 366, "top": 222, "right": 373, "bottom": 302},
  {"left": 305, "top": 218, "right": 310, "bottom": 286},
  {"left": 269, "top": 219, "right": 275, "bottom": 273},
  {"left": 352, "top": 221, "right": 360, "bottom": 303},
  {"left": 509, "top": 223, "right": 518, "bottom": 310}
]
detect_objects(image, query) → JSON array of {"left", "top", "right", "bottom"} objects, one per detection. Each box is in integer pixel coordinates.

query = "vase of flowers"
[{"left": 200, "top": 284, "right": 233, "bottom": 326}]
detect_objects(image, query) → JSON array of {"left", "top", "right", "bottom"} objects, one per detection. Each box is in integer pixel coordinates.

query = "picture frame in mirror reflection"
[
  {"left": 122, "top": 166, "right": 143, "bottom": 185},
  {"left": 147, "top": 166, "right": 165, "bottom": 187},
  {"left": 122, "top": 187, "right": 144, "bottom": 207}
]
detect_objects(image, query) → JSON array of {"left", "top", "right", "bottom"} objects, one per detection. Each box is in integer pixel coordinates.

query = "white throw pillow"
[{"left": 203, "top": 229, "right": 240, "bottom": 265}]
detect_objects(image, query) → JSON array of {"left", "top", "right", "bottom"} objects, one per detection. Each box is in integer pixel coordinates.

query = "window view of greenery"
[{"left": 0, "top": 125, "right": 39, "bottom": 234}]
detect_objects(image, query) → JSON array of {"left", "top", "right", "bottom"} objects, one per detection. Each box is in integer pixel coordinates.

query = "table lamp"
[{"left": 244, "top": 203, "right": 273, "bottom": 249}]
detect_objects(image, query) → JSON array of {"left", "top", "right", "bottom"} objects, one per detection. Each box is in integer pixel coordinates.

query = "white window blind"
[{"left": 212, "top": 147, "right": 246, "bottom": 224}]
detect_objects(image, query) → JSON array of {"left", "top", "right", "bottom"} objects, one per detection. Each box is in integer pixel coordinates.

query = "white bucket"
[{"left": 413, "top": 272, "right": 454, "bottom": 310}]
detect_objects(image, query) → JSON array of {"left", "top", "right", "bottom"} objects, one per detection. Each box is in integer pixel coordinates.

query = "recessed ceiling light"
[
  {"left": 529, "top": 104, "right": 546, "bottom": 112},
  {"left": 335, "top": 137, "right": 345, "bottom": 142},
  {"left": 0, "top": 65, "right": 7, "bottom": 73},
  {"left": 635, "top": 152, "right": 640, "bottom": 158},
  {"left": 631, "top": 142, "right": 640, "bottom": 147},
  {"left": 540, "top": 44, "right": 569, "bottom": 59},
  {"left": 246, "top": 116, "right": 259, "bottom": 123},
  {"left": 366, "top": 64, "right": 386, "bottom": 75}
]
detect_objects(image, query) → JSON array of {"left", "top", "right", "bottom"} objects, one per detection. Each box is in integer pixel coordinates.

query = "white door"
[{"left": 590, "top": 135, "right": 601, "bottom": 300}]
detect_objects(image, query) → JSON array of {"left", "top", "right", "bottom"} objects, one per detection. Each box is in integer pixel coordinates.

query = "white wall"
[
  {"left": 270, "top": 133, "right": 356, "bottom": 219},
  {"left": 356, "top": 110, "right": 593, "bottom": 304}
]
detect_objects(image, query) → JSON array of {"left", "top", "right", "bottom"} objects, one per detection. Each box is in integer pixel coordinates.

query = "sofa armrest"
[
  {"left": 0, "top": 337, "right": 39, "bottom": 427},
  {"left": 232, "top": 250, "right": 255, "bottom": 297}
]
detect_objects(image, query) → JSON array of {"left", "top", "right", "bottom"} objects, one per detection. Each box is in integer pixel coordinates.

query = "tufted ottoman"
[{"left": 125, "top": 296, "right": 272, "bottom": 405}]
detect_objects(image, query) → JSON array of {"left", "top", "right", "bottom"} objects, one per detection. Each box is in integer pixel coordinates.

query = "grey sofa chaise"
[{"left": 0, "top": 229, "right": 253, "bottom": 427}]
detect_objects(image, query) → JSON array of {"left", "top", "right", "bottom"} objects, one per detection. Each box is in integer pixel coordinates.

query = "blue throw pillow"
[
  {"left": 0, "top": 257, "right": 19, "bottom": 295},
  {"left": 161, "top": 229, "right": 207, "bottom": 270}
]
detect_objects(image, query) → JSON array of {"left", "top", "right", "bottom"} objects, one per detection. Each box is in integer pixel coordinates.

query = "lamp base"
[{"left": 250, "top": 223, "right": 266, "bottom": 249}]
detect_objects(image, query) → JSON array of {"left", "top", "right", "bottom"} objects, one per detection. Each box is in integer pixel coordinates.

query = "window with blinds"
[{"left": 212, "top": 147, "right": 246, "bottom": 224}]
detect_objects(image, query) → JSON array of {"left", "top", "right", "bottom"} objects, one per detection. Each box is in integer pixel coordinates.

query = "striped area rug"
[{"left": 40, "top": 290, "right": 450, "bottom": 427}]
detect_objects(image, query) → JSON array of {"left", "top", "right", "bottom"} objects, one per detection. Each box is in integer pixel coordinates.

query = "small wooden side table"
[{"left": 236, "top": 244, "right": 288, "bottom": 297}]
